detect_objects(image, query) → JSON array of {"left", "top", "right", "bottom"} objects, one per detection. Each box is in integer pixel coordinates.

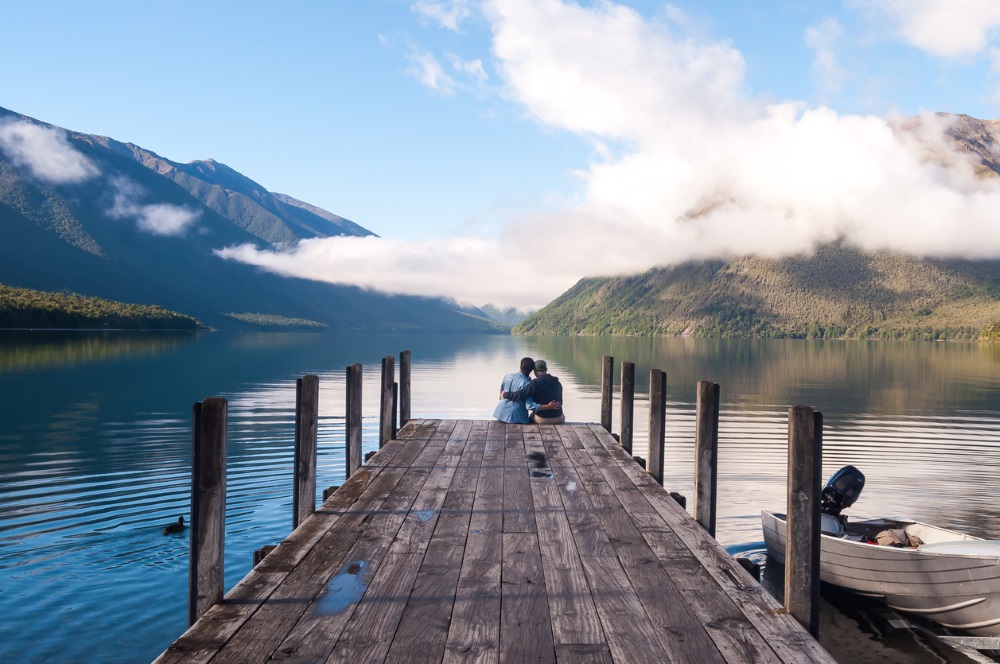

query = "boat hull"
[{"left": 761, "top": 510, "right": 1000, "bottom": 636}]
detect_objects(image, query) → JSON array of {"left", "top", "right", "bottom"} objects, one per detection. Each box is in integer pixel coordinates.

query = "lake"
[{"left": 2, "top": 331, "right": 999, "bottom": 663}]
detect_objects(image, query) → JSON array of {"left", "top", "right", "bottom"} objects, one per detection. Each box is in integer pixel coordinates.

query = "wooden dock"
[{"left": 155, "top": 420, "right": 834, "bottom": 663}]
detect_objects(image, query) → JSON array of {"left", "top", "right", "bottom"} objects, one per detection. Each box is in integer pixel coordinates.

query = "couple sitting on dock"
[{"left": 493, "top": 357, "right": 565, "bottom": 424}]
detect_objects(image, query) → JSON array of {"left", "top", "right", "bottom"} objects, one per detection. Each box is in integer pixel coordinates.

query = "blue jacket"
[{"left": 492, "top": 371, "right": 539, "bottom": 423}]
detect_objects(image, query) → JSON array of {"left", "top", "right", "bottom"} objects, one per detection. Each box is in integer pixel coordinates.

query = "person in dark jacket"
[{"left": 501, "top": 359, "right": 565, "bottom": 424}]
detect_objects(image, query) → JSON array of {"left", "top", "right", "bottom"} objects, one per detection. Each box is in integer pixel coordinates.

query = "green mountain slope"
[
  {"left": 515, "top": 244, "right": 1000, "bottom": 340},
  {"left": 0, "top": 106, "right": 500, "bottom": 333},
  {"left": 0, "top": 284, "right": 201, "bottom": 329}
]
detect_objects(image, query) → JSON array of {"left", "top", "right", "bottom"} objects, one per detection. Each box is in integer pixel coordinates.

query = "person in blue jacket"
[
  {"left": 493, "top": 357, "right": 538, "bottom": 423},
  {"left": 501, "top": 359, "right": 565, "bottom": 424}
]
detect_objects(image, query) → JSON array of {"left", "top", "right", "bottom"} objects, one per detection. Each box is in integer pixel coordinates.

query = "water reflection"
[{"left": 1, "top": 332, "right": 999, "bottom": 662}]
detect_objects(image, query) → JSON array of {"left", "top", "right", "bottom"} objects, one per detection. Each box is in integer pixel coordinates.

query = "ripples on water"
[{"left": 1, "top": 332, "right": 999, "bottom": 662}]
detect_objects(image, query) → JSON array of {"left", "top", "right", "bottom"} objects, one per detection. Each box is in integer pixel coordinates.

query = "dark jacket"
[{"left": 505, "top": 373, "right": 563, "bottom": 418}]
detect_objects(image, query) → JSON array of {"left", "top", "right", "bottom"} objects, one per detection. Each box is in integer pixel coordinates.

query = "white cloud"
[
  {"left": 855, "top": 0, "right": 1000, "bottom": 58},
  {"left": 804, "top": 17, "right": 846, "bottom": 99},
  {"left": 411, "top": 0, "right": 473, "bottom": 31},
  {"left": 109, "top": 176, "right": 201, "bottom": 236},
  {"left": 0, "top": 119, "right": 99, "bottom": 184},
  {"left": 223, "top": 0, "right": 1000, "bottom": 309},
  {"left": 406, "top": 45, "right": 457, "bottom": 94}
]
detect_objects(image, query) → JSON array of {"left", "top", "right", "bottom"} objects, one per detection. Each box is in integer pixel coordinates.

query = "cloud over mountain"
[
  {"left": 221, "top": 0, "right": 1000, "bottom": 309},
  {"left": 0, "top": 120, "right": 99, "bottom": 184}
]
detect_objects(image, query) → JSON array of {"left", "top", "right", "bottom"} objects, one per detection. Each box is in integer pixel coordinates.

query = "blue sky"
[{"left": 4, "top": 1, "right": 1000, "bottom": 308}]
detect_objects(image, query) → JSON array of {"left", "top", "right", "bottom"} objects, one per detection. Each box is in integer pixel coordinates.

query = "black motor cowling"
[{"left": 820, "top": 465, "right": 865, "bottom": 516}]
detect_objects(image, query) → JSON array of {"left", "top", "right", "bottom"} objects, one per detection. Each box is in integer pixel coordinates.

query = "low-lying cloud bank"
[{"left": 221, "top": 1, "right": 1000, "bottom": 309}]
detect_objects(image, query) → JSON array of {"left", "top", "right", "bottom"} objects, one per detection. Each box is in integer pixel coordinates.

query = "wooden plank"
[
  {"left": 503, "top": 425, "right": 536, "bottom": 534},
  {"left": 544, "top": 427, "right": 614, "bottom": 558},
  {"left": 154, "top": 427, "right": 422, "bottom": 664},
  {"left": 329, "top": 422, "right": 472, "bottom": 661},
  {"left": 500, "top": 532, "right": 555, "bottom": 662},
  {"left": 584, "top": 424, "right": 836, "bottom": 663},
  {"left": 576, "top": 426, "right": 778, "bottom": 663},
  {"left": 579, "top": 554, "right": 668, "bottom": 662},
  {"left": 444, "top": 422, "right": 504, "bottom": 663},
  {"left": 523, "top": 431, "right": 605, "bottom": 648},
  {"left": 568, "top": 427, "right": 726, "bottom": 663},
  {"left": 207, "top": 422, "right": 453, "bottom": 663}
]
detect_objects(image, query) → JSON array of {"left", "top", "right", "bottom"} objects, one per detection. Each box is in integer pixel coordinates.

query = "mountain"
[
  {"left": 516, "top": 244, "right": 1000, "bottom": 339},
  {"left": 517, "top": 115, "right": 1000, "bottom": 340},
  {"left": 0, "top": 106, "right": 502, "bottom": 332},
  {"left": 480, "top": 304, "right": 532, "bottom": 326}
]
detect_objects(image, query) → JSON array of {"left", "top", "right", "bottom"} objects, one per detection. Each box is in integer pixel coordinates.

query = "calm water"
[{"left": 2, "top": 331, "right": 999, "bottom": 663}]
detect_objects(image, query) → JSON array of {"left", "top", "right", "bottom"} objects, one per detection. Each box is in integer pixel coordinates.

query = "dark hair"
[{"left": 520, "top": 357, "right": 535, "bottom": 374}]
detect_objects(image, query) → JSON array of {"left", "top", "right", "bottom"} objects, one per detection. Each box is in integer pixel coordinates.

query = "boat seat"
[
  {"left": 821, "top": 513, "right": 845, "bottom": 537},
  {"left": 916, "top": 540, "right": 1000, "bottom": 555}
]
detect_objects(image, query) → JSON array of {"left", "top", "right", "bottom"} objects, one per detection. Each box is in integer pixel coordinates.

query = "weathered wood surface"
[
  {"left": 157, "top": 420, "right": 834, "bottom": 664},
  {"left": 293, "top": 374, "right": 319, "bottom": 529}
]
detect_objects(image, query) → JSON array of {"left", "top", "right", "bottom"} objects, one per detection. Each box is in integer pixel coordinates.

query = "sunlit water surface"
[{"left": 2, "top": 332, "right": 999, "bottom": 663}]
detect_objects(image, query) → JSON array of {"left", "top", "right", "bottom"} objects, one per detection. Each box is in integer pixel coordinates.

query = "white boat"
[{"left": 761, "top": 509, "right": 1000, "bottom": 636}]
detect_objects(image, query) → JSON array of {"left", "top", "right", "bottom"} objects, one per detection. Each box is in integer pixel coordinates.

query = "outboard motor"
[{"left": 821, "top": 465, "right": 865, "bottom": 517}]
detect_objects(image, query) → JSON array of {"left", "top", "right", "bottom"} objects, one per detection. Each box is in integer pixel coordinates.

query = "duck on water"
[{"left": 163, "top": 516, "right": 185, "bottom": 535}]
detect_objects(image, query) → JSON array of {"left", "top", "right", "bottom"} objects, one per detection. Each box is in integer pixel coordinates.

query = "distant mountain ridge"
[
  {"left": 516, "top": 114, "right": 1000, "bottom": 340},
  {"left": 0, "top": 106, "right": 502, "bottom": 332},
  {"left": 516, "top": 244, "right": 1000, "bottom": 339}
]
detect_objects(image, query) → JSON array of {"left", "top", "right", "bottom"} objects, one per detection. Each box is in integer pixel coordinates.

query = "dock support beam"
[
  {"left": 786, "top": 405, "right": 822, "bottom": 638},
  {"left": 379, "top": 355, "right": 395, "bottom": 447},
  {"left": 648, "top": 369, "right": 666, "bottom": 485},
  {"left": 399, "top": 350, "right": 411, "bottom": 428},
  {"left": 189, "top": 397, "right": 227, "bottom": 626},
  {"left": 600, "top": 355, "right": 614, "bottom": 432},
  {"left": 293, "top": 375, "right": 319, "bottom": 529},
  {"left": 346, "top": 364, "right": 363, "bottom": 475},
  {"left": 620, "top": 360, "right": 635, "bottom": 454},
  {"left": 694, "top": 381, "right": 720, "bottom": 537}
]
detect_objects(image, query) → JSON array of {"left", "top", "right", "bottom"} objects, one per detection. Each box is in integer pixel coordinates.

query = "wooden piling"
[
  {"left": 694, "top": 380, "right": 720, "bottom": 537},
  {"left": 648, "top": 369, "right": 666, "bottom": 485},
  {"left": 189, "top": 397, "right": 227, "bottom": 626},
  {"left": 392, "top": 381, "right": 398, "bottom": 440},
  {"left": 379, "top": 355, "right": 394, "bottom": 447},
  {"left": 620, "top": 360, "right": 635, "bottom": 454},
  {"left": 346, "top": 364, "right": 363, "bottom": 477},
  {"left": 786, "top": 406, "right": 822, "bottom": 638},
  {"left": 293, "top": 375, "right": 319, "bottom": 530},
  {"left": 399, "top": 350, "right": 411, "bottom": 428},
  {"left": 600, "top": 355, "right": 614, "bottom": 432}
]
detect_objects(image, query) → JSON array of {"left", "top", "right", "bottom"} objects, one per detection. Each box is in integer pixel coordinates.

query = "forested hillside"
[
  {"left": 515, "top": 244, "right": 1000, "bottom": 340},
  {"left": 0, "top": 284, "right": 202, "bottom": 329}
]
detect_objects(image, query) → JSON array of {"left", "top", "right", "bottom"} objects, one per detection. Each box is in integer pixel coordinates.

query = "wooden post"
[
  {"left": 399, "top": 350, "right": 411, "bottom": 428},
  {"left": 647, "top": 369, "right": 666, "bottom": 486},
  {"left": 293, "top": 374, "right": 319, "bottom": 530},
  {"left": 620, "top": 360, "right": 635, "bottom": 454},
  {"left": 379, "top": 355, "right": 395, "bottom": 447},
  {"left": 346, "top": 364, "right": 362, "bottom": 477},
  {"left": 600, "top": 355, "right": 614, "bottom": 432},
  {"left": 694, "top": 381, "right": 720, "bottom": 537},
  {"left": 189, "top": 397, "right": 227, "bottom": 626},
  {"left": 786, "top": 406, "right": 822, "bottom": 638},
  {"left": 392, "top": 381, "right": 398, "bottom": 440}
]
